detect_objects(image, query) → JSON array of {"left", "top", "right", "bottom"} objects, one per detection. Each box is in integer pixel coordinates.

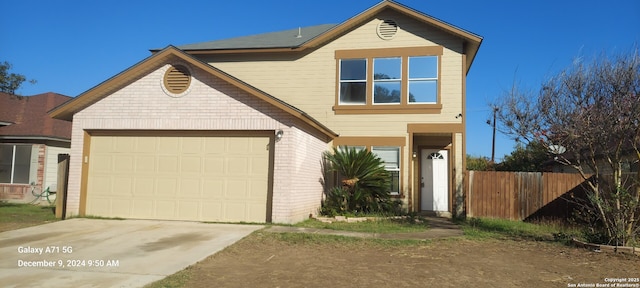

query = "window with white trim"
[
  {"left": 339, "top": 59, "right": 367, "bottom": 104},
  {"left": 371, "top": 146, "right": 400, "bottom": 195},
  {"left": 408, "top": 56, "right": 438, "bottom": 103},
  {"left": 0, "top": 144, "right": 32, "bottom": 184},
  {"left": 373, "top": 57, "right": 401, "bottom": 104}
]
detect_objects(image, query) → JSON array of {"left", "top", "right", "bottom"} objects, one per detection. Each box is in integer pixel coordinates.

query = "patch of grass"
[
  {"left": 293, "top": 217, "right": 429, "bottom": 234},
  {"left": 458, "top": 217, "right": 581, "bottom": 242},
  {"left": 144, "top": 267, "right": 192, "bottom": 288},
  {"left": 261, "top": 231, "right": 432, "bottom": 248},
  {"left": 0, "top": 202, "right": 58, "bottom": 231}
]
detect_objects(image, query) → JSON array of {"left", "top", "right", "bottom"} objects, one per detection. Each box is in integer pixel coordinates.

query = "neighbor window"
[
  {"left": 372, "top": 146, "right": 400, "bottom": 195},
  {"left": 408, "top": 56, "right": 438, "bottom": 103},
  {"left": 0, "top": 144, "right": 32, "bottom": 184},
  {"left": 339, "top": 59, "right": 367, "bottom": 104}
]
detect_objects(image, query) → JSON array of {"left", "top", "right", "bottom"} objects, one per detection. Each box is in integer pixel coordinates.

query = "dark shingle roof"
[
  {"left": 175, "top": 24, "right": 337, "bottom": 51},
  {"left": 0, "top": 92, "right": 72, "bottom": 140}
]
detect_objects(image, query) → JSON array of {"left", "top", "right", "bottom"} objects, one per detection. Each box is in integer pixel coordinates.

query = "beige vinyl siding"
[
  {"left": 201, "top": 9, "right": 465, "bottom": 136},
  {"left": 44, "top": 146, "right": 70, "bottom": 192}
]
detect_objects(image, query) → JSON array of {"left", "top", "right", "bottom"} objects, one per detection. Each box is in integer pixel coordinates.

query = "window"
[
  {"left": 0, "top": 144, "right": 32, "bottom": 184},
  {"left": 408, "top": 56, "right": 438, "bottom": 103},
  {"left": 372, "top": 146, "right": 400, "bottom": 195},
  {"left": 339, "top": 59, "right": 367, "bottom": 104},
  {"left": 335, "top": 46, "right": 442, "bottom": 114},
  {"left": 373, "top": 57, "right": 401, "bottom": 104}
]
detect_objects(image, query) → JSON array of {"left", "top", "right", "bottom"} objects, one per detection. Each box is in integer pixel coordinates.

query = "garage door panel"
[
  {"left": 226, "top": 180, "right": 247, "bottom": 199},
  {"left": 91, "top": 155, "right": 113, "bottom": 172},
  {"left": 111, "top": 199, "right": 132, "bottom": 217},
  {"left": 228, "top": 138, "right": 249, "bottom": 152},
  {"left": 181, "top": 156, "right": 202, "bottom": 173},
  {"left": 178, "top": 201, "right": 200, "bottom": 219},
  {"left": 87, "top": 198, "right": 111, "bottom": 217},
  {"left": 111, "top": 177, "right": 132, "bottom": 196},
  {"left": 227, "top": 158, "right": 249, "bottom": 175},
  {"left": 135, "top": 156, "right": 156, "bottom": 173},
  {"left": 158, "top": 156, "right": 178, "bottom": 173},
  {"left": 156, "top": 178, "right": 177, "bottom": 196},
  {"left": 178, "top": 178, "right": 202, "bottom": 198},
  {"left": 204, "top": 138, "right": 225, "bottom": 153},
  {"left": 115, "top": 137, "right": 136, "bottom": 153},
  {"left": 204, "top": 179, "right": 224, "bottom": 198},
  {"left": 134, "top": 177, "right": 155, "bottom": 196},
  {"left": 204, "top": 157, "right": 224, "bottom": 174},
  {"left": 224, "top": 202, "right": 247, "bottom": 222},
  {"left": 158, "top": 138, "right": 180, "bottom": 152},
  {"left": 181, "top": 138, "right": 203, "bottom": 154},
  {"left": 87, "top": 135, "right": 270, "bottom": 223},
  {"left": 156, "top": 201, "right": 176, "bottom": 218},
  {"left": 135, "top": 137, "right": 157, "bottom": 153},
  {"left": 131, "top": 199, "right": 154, "bottom": 218}
]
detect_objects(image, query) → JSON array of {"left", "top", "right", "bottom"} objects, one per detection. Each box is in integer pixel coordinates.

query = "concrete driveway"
[{"left": 0, "top": 218, "right": 262, "bottom": 287}]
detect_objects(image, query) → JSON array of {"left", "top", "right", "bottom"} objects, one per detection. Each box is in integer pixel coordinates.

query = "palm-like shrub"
[{"left": 322, "top": 146, "right": 398, "bottom": 215}]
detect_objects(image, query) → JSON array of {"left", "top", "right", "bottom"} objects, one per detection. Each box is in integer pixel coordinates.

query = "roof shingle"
[
  {"left": 0, "top": 92, "right": 72, "bottom": 140},
  {"left": 174, "top": 24, "right": 337, "bottom": 51}
]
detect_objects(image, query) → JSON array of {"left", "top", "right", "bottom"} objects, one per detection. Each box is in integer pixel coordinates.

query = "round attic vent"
[
  {"left": 377, "top": 19, "right": 398, "bottom": 40},
  {"left": 163, "top": 64, "right": 191, "bottom": 94}
]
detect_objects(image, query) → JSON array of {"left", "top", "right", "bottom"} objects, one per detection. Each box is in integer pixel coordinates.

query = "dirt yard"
[{"left": 176, "top": 231, "right": 639, "bottom": 288}]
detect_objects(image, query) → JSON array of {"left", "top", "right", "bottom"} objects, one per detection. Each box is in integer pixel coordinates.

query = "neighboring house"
[
  {"left": 49, "top": 1, "right": 482, "bottom": 223},
  {"left": 0, "top": 92, "right": 72, "bottom": 203}
]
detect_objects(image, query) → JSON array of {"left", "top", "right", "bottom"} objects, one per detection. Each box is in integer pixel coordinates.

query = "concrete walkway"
[{"left": 265, "top": 217, "right": 464, "bottom": 240}]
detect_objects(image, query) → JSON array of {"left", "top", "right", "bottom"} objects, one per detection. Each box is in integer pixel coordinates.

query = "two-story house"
[{"left": 50, "top": 1, "right": 482, "bottom": 223}]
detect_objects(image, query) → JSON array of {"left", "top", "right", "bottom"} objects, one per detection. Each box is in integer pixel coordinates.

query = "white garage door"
[{"left": 86, "top": 134, "right": 270, "bottom": 223}]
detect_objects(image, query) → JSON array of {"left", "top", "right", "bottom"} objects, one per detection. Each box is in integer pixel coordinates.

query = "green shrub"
[{"left": 322, "top": 147, "right": 400, "bottom": 215}]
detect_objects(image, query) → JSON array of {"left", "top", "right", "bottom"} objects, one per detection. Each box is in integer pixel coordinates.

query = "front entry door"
[{"left": 421, "top": 149, "right": 449, "bottom": 212}]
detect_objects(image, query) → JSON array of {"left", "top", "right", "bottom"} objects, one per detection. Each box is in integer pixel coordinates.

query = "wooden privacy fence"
[{"left": 466, "top": 171, "right": 587, "bottom": 220}]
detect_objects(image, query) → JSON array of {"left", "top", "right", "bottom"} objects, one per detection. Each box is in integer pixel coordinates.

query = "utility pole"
[{"left": 491, "top": 107, "right": 498, "bottom": 163}]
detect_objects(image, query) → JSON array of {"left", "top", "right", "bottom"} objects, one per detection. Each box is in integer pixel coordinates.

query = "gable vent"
[
  {"left": 377, "top": 19, "right": 398, "bottom": 40},
  {"left": 163, "top": 64, "right": 191, "bottom": 94}
]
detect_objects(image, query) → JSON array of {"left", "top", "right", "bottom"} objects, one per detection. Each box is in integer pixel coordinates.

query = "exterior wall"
[
  {"left": 197, "top": 10, "right": 467, "bottom": 212},
  {"left": 201, "top": 9, "right": 465, "bottom": 133},
  {"left": 67, "top": 60, "right": 328, "bottom": 223},
  {"left": 44, "top": 146, "right": 70, "bottom": 192},
  {"left": 285, "top": 126, "right": 328, "bottom": 222}
]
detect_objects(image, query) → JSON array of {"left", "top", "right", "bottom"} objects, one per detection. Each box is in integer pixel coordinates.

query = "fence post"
[{"left": 55, "top": 154, "right": 70, "bottom": 219}]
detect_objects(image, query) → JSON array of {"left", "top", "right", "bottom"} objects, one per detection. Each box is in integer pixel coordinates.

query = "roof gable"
[
  {"left": 0, "top": 92, "right": 72, "bottom": 140},
  {"left": 49, "top": 46, "right": 337, "bottom": 140},
  {"left": 167, "top": 1, "right": 482, "bottom": 71}
]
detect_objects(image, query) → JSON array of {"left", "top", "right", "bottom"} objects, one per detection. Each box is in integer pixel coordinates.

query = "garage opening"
[{"left": 84, "top": 131, "right": 272, "bottom": 223}]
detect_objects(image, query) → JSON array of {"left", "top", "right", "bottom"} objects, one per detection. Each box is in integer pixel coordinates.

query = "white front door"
[{"left": 421, "top": 149, "right": 449, "bottom": 212}]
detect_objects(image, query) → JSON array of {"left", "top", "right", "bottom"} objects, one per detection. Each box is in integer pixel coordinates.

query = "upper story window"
[
  {"left": 373, "top": 57, "right": 401, "bottom": 104},
  {"left": 339, "top": 59, "right": 367, "bottom": 105},
  {"left": 408, "top": 56, "right": 438, "bottom": 103},
  {"left": 335, "top": 46, "right": 443, "bottom": 114}
]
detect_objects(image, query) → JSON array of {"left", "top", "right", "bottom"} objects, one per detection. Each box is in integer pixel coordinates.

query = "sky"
[{"left": 2, "top": 0, "right": 639, "bottom": 160}]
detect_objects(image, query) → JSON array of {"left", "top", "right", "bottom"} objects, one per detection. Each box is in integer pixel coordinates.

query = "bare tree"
[{"left": 492, "top": 50, "right": 640, "bottom": 246}]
